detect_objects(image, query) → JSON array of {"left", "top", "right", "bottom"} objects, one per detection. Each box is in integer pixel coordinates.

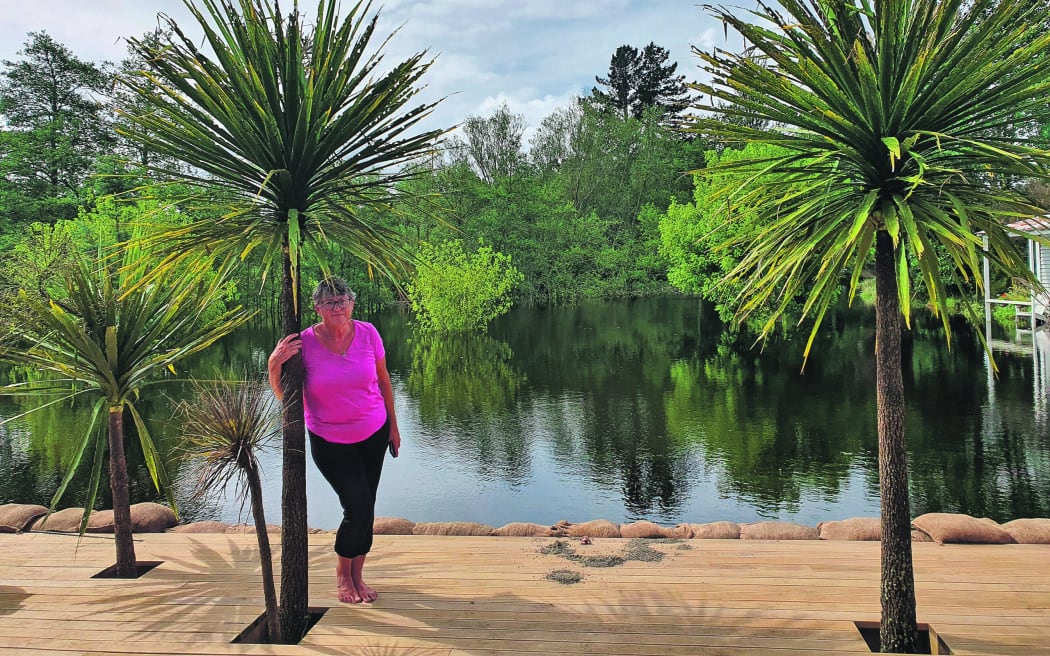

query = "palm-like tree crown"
[
  {"left": 691, "top": 0, "right": 1050, "bottom": 353},
  {"left": 0, "top": 254, "right": 253, "bottom": 517},
  {"left": 118, "top": 0, "right": 447, "bottom": 291},
  {"left": 180, "top": 375, "right": 280, "bottom": 498}
]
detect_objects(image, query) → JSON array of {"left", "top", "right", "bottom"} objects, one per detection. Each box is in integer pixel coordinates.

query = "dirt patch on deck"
[
  {"left": 538, "top": 537, "right": 683, "bottom": 576},
  {"left": 544, "top": 569, "right": 583, "bottom": 585}
]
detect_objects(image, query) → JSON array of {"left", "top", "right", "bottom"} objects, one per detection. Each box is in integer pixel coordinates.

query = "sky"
[{"left": 0, "top": 0, "right": 750, "bottom": 142}]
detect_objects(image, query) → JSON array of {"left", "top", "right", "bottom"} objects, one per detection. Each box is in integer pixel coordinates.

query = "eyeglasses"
[{"left": 319, "top": 298, "right": 353, "bottom": 309}]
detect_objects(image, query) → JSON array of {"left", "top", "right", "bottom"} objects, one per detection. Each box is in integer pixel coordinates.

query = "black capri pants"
[{"left": 309, "top": 418, "right": 389, "bottom": 559}]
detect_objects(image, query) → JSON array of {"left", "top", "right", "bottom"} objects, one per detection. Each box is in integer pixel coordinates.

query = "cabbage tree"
[
  {"left": 689, "top": 0, "right": 1050, "bottom": 651},
  {"left": 0, "top": 255, "right": 252, "bottom": 578},
  {"left": 116, "top": 0, "right": 445, "bottom": 640},
  {"left": 179, "top": 375, "right": 281, "bottom": 641}
]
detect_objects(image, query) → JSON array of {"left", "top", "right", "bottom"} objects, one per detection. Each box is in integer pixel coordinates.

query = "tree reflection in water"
[{"left": 2, "top": 298, "right": 1048, "bottom": 526}]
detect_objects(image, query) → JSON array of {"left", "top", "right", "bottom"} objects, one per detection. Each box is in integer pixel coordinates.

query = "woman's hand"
[
  {"left": 268, "top": 333, "right": 302, "bottom": 399},
  {"left": 388, "top": 424, "right": 401, "bottom": 457},
  {"left": 269, "top": 333, "right": 302, "bottom": 367}
]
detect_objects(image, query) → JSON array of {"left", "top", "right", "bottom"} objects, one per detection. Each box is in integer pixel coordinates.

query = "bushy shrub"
[{"left": 407, "top": 240, "right": 523, "bottom": 332}]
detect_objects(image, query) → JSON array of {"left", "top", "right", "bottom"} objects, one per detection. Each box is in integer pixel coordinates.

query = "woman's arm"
[
  {"left": 376, "top": 358, "right": 401, "bottom": 454},
  {"left": 267, "top": 333, "right": 302, "bottom": 401}
]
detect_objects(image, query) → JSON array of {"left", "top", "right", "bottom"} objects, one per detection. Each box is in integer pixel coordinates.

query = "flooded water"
[{"left": 2, "top": 297, "right": 1047, "bottom": 529}]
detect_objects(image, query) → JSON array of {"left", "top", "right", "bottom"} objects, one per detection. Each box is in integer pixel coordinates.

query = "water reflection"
[
  {"left": 404, "top": 331, "right": 530, "bottom": 481},
  {"left": 1, "top": 297, "right": 1048, "bottom": 527}
]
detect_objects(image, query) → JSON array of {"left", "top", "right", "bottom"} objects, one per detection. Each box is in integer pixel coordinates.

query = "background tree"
[
  {"left": 0, "top": 32, "right": 112, "bottom": 224},
  {"left": 689, "top": 0, "right": 1050, "bottom": 651},
  {"left": 591, "top": 42, "right": 690, "bottom": 121},
  {"left": 106, "top": 28, "right": 188, "bottom": 185},
  {"left": 636, "top": 43, "right": 692, "bottom": 118},
  {"left": 116, "top": 0, "right": 446, "bottom": 640},
  {"left": 591, "top": 45, "right": 638, "bottom": 121},
  {"left": 448, "top": 102, "right": 526, "bottom": 183}
]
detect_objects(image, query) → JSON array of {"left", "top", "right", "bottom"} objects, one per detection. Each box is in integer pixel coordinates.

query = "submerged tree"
[
  {"left": 689, "top": 0, "right": 1050, "bottom": 651},
  {"left": 116, "top": 0, "right": 445, "bottom": 640},
  {"left": 406, "top": 239, "right": 523, "bottom": 333}
]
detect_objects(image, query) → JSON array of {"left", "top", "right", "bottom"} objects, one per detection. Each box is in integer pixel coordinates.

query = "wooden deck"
[{"left": 1, "top": 531, "right": 1048, "bottom": 655}]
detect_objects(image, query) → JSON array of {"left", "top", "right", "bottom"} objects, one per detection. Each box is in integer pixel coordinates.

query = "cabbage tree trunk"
[
  {"left": 247, "top": 461, "right": 280, "bottom": 642},
  {"left": 108, "top": 405, "right": 137, "bottom": 578},
  {"left": 874, "top": 231, "right": 919, "bottom": 653},
  {"left": 277, "top": 239, "right": 308, "bottom": 642}
]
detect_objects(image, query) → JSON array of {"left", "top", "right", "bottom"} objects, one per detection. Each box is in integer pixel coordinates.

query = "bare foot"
[
  {"left": 338, "top": 582, "right": 363, "bottom": 604},
  {"left": 354, "top": 580, "right": 378, "bottom": 603}
]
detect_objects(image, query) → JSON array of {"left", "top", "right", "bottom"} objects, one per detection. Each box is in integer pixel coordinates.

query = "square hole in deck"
[
  {"left": 92, "top": 561, "right": 162, "bottom": 579},
  {"left": 233, "top": 607, "right": 328, "bottom": 645},
  {"left": 855, "top": 621, "right": 952, "bottom": 654}
]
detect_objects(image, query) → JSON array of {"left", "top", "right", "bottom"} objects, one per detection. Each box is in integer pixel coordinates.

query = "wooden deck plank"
[{"left": 0, "top": 533, "right": 1046, "bottom": 655}]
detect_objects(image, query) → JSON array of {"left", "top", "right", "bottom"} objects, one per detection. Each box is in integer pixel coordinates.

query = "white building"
[{"left": 983, "top": 216, "right": 1050, "bottom": 333}]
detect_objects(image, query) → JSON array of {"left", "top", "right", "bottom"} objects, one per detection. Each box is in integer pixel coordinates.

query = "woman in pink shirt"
[{"left": 268, "top": 277, "right": 401, "bottom": 604}]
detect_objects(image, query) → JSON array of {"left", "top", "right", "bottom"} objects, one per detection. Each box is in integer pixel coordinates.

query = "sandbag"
[
  {"left": 30, "top": 507, "right": 113, "bottom": 533},
  {"left": 491, "top": 522, "right": 552, "bottom": 537},
  {"left": 1000, "top": 518, "right": 1050, "bottom": 544},
  {"left": 0, "top": 504, "right": 48, "bottom": 533},
  {"left": 619, "top": 520, "right": 671, "bottom": 539},
  {"left": 740, "top": 521, "right": 819, "bottom": 540},
  {"left": 412, "top": 521, "right": 493, "bottom": 536},
  {"left": 129, "top": 503, "right": 177, "bottom": 533},
  {"left": 818, "top": 517, "right": 881, "bottom": 541},
  {"left": 911, "top": 529, "right": 933, "bottom": 542},
  {"left": 559, "top": 519, "right": 621, "bottom": 539},
  {"left": 911, "top": 513, "right": 1014, "bottom": 544},
  {"left": 373, "top": 517, "right": 416, "bottom": 535},
  {"left": 666, "top": 523, "right": 694, "bottom": 539},
  {"left": 689, "top": 521, "right": 741, "bottom": 539}
]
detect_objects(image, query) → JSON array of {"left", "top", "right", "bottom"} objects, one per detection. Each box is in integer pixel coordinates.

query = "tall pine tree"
[
  {"left": 591, "top": 42, "right": 690, "bottom": 120},
  {"left": 0, "top": 32, "right": 112, "bottom": 223}
]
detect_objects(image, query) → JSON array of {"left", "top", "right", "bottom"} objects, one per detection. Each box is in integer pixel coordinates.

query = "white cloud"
[
  {"left": 470, "top": 89, "right": 576, "bottom": 144},
  {"left": 1, "top": 0, "right": 753, "bottom": 137},
  {"left": 690, "top": 27, "right": 720, "bottom": 53}
]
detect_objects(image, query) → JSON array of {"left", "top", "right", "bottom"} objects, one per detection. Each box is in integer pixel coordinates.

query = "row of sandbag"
[{"left": 3, "top": 503, "right": 1048, "bottom": 544}]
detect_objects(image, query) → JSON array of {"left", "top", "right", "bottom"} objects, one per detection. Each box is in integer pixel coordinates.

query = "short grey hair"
[{"left": 312, "top": 276, "right": 356, "bottom": 305}]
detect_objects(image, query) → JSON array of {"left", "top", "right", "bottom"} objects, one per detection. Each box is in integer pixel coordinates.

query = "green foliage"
[
  {"left": 0, "top": 249, "right": 253, "bottom": 571},
  {"left": 407, "top": 240, "right": 523, "bottom": 332},
  {"left": 590, "top": 43, "right": 691, "bottom": 120},
  {"left": 659, "top": 143, "right": 813, "bottom": 323},
  {"left": 990, "top": 286, "right": 1033, "bottom": 330},
  {"left": 117, "top": 0, "right": 448, "bottom": 296},
  {"left": 0, "top": 194, "right": 235, "bottom": 339},
  {"left": 0, "top": 32, "right": 113, "bottom": 219},
  {"left": 690, "top": 0, "right": 1050, "bottom": 357},
  {"left": 448, "top": 102, "right": 527, "bottom": 183},
  {"left": 395, "top": 100, "right": 699, "bottom": 305}
]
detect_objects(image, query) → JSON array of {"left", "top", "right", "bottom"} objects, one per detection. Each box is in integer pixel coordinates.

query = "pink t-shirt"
[{"left": 301, "top": 320, "right": 388, "bottom": 444}]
